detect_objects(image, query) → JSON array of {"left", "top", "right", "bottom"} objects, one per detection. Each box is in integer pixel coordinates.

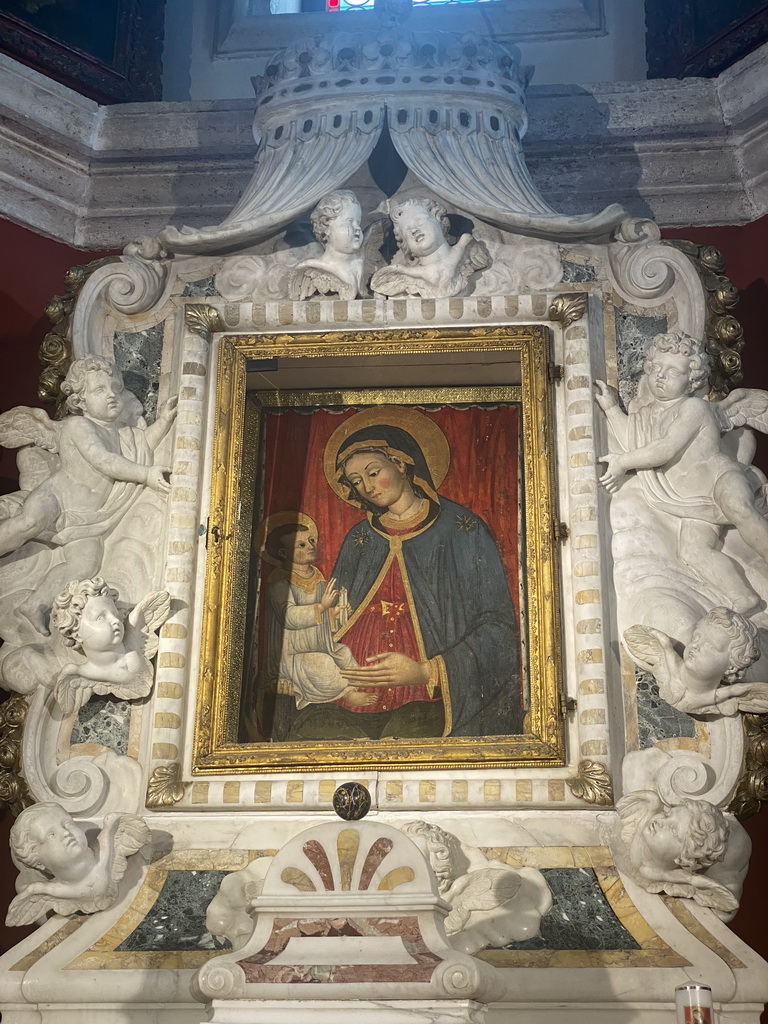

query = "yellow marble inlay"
[
  {"left": 386, "top": 781, "right": 403, "bottom": 802},
  {"left": 451, "top": 780, "right": 468, "bottom": 802},
  {"left": 338, "top": 829, "right": 360, "bottom": 891}
]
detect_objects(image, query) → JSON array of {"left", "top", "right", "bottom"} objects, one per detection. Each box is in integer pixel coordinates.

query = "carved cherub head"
[
  {"left": 51, "top": 577, "right": 124, "bottom": 656},
  {"left": 310, "top": 190, "right": 363, "bottom": 255},
  {"left": 685, "top": 607, "right": 760, "bottom": 683},
  {"left": 390, "top": 197, "right": 451, "bottom": 261},
  {"left": 61, "top": 357, "right": 125, "bottom": 419},
  {"left": 639, "top": 799, "right": 728, "bottom": 877},
  {"left": 401, "top": 820, "right": 466, "bottom": 894},
  {"left": 643, "top": 330, "right": 710, "bottom": 400},
  {"left": 10, "top": 802, "right": 89, "bottom": 877}
]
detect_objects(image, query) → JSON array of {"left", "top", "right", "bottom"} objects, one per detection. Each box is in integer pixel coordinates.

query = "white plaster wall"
[{"left": 162, "top": 0, "right": 648, "bottom": 102}]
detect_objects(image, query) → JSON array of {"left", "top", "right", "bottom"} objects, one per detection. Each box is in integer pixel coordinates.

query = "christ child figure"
[
  {"left": 0, "top": 356, "right": 177, "bottom": 633},
  {"left": 595, "top": 329, "right": 768, "bottom": 613},
  {"left": 257, "top": 514, "right": 374, "bottom": 709}
]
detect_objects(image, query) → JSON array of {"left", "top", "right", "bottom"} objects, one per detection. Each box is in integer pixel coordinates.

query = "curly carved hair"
[
  {"left": 310, "top": 190, "right": 360, "bottom": 245},
  {"left": 61, "top": 357, "right": 124, "bottom": 414},
  {"left": 390, "top": 197, "right": 451, "bottom": 260},
  {"left": 644, "top": 330, "right": 710, "bottom": 395},
  {"left": 51, "top": 577, "right": 119, "bottom": 651},
  {"left": 676, "top": 799, "right": 729, "bottom": 872},
  {"left": 702, "top": 607, "right": 761, "bottom": 682},
  {"left": 10, "top": 802, "right": 74, "bottom": 872}
]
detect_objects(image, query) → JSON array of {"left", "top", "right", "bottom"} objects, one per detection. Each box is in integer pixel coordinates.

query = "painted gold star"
[
  {"left": 457, "top": 514, "right": 477, "bottom": 532},
  {"left": 353, "top": 530, "right": 370, "bottom": 545}
]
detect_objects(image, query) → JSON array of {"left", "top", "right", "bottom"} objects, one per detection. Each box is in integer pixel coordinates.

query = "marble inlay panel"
[
  {"left": 116, "top": 870, "right": 232, "bottom": 952},
  {"left": 635, "top": 668, "right": 696, "bottom": 749},
  {"left": 561, "top": 259, "right": 598, "bottom": 283},
  {"left": 181, "top": 277, "right": 220, "bottom": 298},
  {"left": 71, "top": 696, "right": 132, "bottom": 755},
  {"left": 113, "top": 322, "right": 165, "bottom": 422},
  {"left": 614, "top": 309, "right": 668, "bottom": 407},
  {"left": 498, "top": 867, "right": 641, "bottom": 951}
]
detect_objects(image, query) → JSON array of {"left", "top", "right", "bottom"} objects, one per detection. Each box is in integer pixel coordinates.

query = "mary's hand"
[{"left": 340, "top": 652, "right": 430, "bottom": 687}]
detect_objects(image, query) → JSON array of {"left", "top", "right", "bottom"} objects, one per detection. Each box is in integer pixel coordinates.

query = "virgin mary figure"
[{"left": 287, "top": 406, "right": 523, "bottom": 741}]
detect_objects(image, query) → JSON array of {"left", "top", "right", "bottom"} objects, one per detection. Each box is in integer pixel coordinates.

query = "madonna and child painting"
[{"left": 240, "top": 398, "right": 527, "bottom": 745}]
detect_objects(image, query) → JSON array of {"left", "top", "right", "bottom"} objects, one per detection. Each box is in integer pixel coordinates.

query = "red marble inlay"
[
  {"left": 302, "top": 840, "right": 335, "bottom": 890},
  {"left": 358, "top": 837, "right": 393, "bottom": 891}
]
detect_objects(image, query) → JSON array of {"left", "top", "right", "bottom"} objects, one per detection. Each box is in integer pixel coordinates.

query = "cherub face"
[
  {"left": 395, "top": 205, "right": 445, "bottom": 258},
  {"left": 344, "top": 453, "right": 409, "bottom": 509},
  {"left": 77, "top": 594, "right": 125, "bottom": 653},
  {"left": 83, "top": 370, "right": 123, "bottom": 422},
  {"left": 641, "top": 804, "right": 692, "bottom": 871},
  {"left": 28, "top": 808, "right": 88, "bottom": 875},
  {"left": 281, "top": 530, "right": 318, "bottom": 566},
  {"left": 325, "top": 202, "right": 363, "bottom": 255},
  {"left": 683, "top": 621, "right": 733, "bottom": 681},
  {"left": 646, "top": 351, "right": 692, "bottom": 401}
]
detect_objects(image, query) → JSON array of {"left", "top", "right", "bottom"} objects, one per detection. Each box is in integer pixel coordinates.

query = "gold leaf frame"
[{"left": 193, "top": 325, "right": 564, "bottom": 773}]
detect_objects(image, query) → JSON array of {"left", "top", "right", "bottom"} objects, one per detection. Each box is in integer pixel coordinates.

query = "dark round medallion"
[{"left": 332, "top": 782, "right": 371, "bottom": 821}]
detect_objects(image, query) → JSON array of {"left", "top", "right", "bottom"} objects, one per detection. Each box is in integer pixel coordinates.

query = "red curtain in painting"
[{"left": 257, "top": 402, "right": 522, "bottom": 612}]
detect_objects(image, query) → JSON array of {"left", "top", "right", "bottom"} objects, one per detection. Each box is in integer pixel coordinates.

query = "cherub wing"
[
  {"left": 290, "top": 266, "right": 349, "bottom": 301},
  {"left": 361, "top": 217, "right": 391, "bottom": 290},
  {"left": 0, "top": 406, "right": 60, "bottom": 453},
  {"left": 444, "top": 869, "right": 522, "bottom": 932},
  {"left": 647, "top": 875, "right": 739, "bottom": 914},
  {"left": 725, "top": 681, "right": 768, "bottom": 714},
  {"left": 457, "top": 236, "right": 491, "bottom": 277},
  {"left": 370, "top": 265, "right": 418, "bottom": 297},
  {"left": 95, "top": 813, "right": 152, "bottom": 890},
  {"left": 127, "top": 590, "right": 171, "bottom": 658},
  {"left": 616, "top": 791, "right": 662, "bottom": 849},
  {"left": 6, "top": 889, "right": 61, "bottom": 927},
  {"left": 623, "top": 626, "right": 681, "bottom": 701},
  {"left": 53, "top": 671, "right": 95, "bottom": 715},
  {"left": 715, "top": 388, "right": 768, "bottom": 433}
]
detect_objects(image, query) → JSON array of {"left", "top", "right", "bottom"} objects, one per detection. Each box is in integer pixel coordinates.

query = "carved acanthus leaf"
[
  {"left": 566, "top": 759, "right": 613, "bottom": 806},
  {"left": 146, "top": 763, "right": 186, "bottom": 808},
  {"left": 185, "top": 304, "right": 224, "bottom": 340},
  {"left": 0, "top": 694, "right": 32, "bottom": 817},
  {"left": 549, "top": 293, "right": 587, "bottom": 328},
  {"left": 729, "top": 714, "right": 768, "bottom": 820}
]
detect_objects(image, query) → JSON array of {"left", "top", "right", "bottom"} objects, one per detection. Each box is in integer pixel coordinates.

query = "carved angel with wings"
[
  {"left": 616, "top": 791, "right": 739, "bottom": 916},
  {"left": 370, "top": 196, "right": 491, "bottom": 299},
  {"left": 49, "top": 577, "right": 171, "bottom": 714},
  {"left": 0, "top": 356, "right": 176, "bottom": 634},
  {"left": 289, "top": 190, "right": 387, "bottom": 301},
  {"left": 7, "top": 802, "right": 151, "bottom": 927},
  {"left": 596, "top": 330, "right": 768, "bottom": 614},
  {"left": 624, "top": 608, "right": 768, "bottom": 717}
]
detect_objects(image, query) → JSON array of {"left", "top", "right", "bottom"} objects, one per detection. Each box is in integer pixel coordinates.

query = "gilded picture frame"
[{"left": 194, "top": 326, "right": 564, "bottom": 773}]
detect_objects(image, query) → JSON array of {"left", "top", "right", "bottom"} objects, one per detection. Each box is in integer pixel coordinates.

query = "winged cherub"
[
  {"left": 290, "top": 191, "right": 367, "bottom": 301},
  {"left": 595, "top": 330, "right": 768, "bottom": 614},
  {"left": 401, "top": 820, "right": 552, "bottom": 954},
  {"left": 623, "top": 607, "right": 768, "bottom": 716},
  {"left": 0, "top": 357, "right": 176, "bottom": 634},
  {"left": 616, "top": 791, "right": 739, "bottom": 915},
  {"left": 49, "top": 577, "right": 171, "bottom": 714},
  {"left": 7, "top": 802, "right": 151, "bottom": 927},
  {"left": 370, "top": 197, "right": 491, "bottom": 299}
]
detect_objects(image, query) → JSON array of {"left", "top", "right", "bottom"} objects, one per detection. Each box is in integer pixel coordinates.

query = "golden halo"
[
  {"left": 254, "top": 510, "right": 318, "bottom": 567},
  {"left": 323, "top": 405, "right": 450, "bottom": 505}
]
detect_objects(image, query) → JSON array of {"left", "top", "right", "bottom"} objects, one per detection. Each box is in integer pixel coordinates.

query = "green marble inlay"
[
  {"left": 116, "top": 870, "right": 232, "bottom": 952},
  {"left": 71, "top": 695, "right": 131, "bottom": 756},
  {"left": 114, "top": 322, "right": 165, "bottom": 423},
  {"left": 497, "top": 867, "right": 641, "bottom": 951}
]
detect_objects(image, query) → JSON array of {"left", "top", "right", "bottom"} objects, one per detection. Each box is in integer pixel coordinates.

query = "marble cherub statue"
[
  {"left": 616, "top": 791, "right": 742, "bottom": 915},
  {"left": 624, "top": 606, "right": 768, "bottom": 716},
  {"left": 401, "top": 820, "right": 552, "bottom": 954},
  {"left": 0, "top": 356, "right": 176, "bottom": 634},
  {"left": 50, "top": 577, "right": 171, "bottom": 714},
  {"left": 370, "top": 196, "right": 491, "bottom": 299},
  {"left": 596, "top": 329, "right": 768, "bottom": 614},
  {"left": 290, "top": 190, "right": 366, "bottom": 301},
  {"left": 6, "top": 801, "right": 151, "bottom": 926}
]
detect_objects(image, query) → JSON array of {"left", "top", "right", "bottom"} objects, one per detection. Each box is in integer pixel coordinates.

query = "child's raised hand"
[
  {"left": 319, "top": 577, "right": 339, "bottom": 611},
  {"left": 594, "top": 380, "right": 620, "bottom": 412}
]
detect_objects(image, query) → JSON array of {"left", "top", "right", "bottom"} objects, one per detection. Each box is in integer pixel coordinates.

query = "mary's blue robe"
[{"left": 332, "top": 496, "right": 523, "bottom": 737}]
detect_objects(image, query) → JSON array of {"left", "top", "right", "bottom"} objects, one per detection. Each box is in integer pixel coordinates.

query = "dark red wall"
[{"left": 0, "top": 214, "right": 766, "bottom": 1004}]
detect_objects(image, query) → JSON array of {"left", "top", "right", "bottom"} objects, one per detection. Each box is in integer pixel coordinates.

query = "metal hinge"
[
  {"left": 559, "top": 694, "right": 578, "bottom": 716},
  {"left": 204, "top": 519, "right": 230, "bottom": 548},
  {"left": 548, "top": 363, "right": 564, "bottom": 382},
  {"left": 553, "top": 521, "right": 569, "bottom": 542}
]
